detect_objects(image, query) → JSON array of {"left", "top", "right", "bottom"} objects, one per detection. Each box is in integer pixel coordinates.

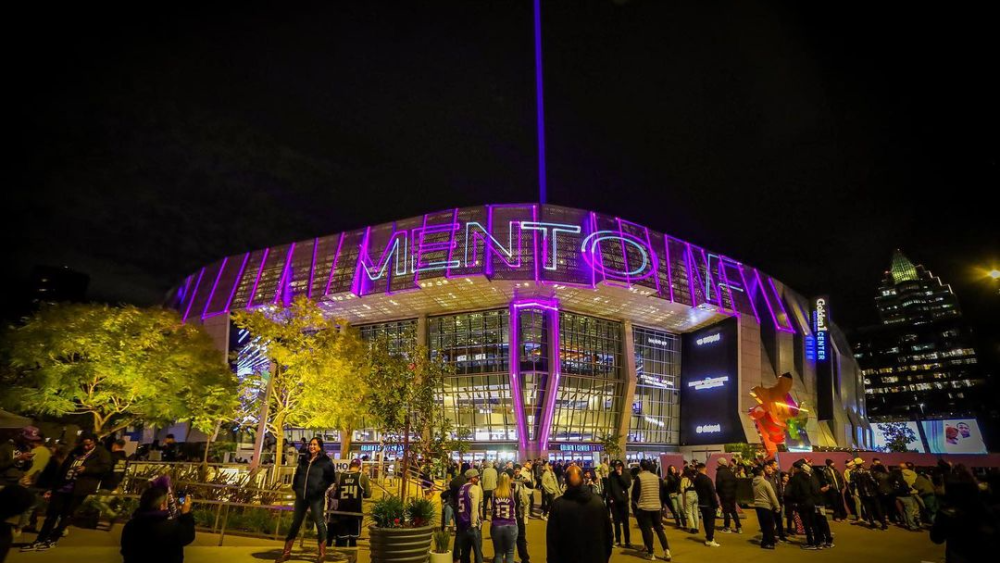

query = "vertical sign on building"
[
  {"left": 812, "top": 295, "right": 834, "bottom": 420},
  {"left": 679, "top": 316, "right": 743, "bottom": 445}
]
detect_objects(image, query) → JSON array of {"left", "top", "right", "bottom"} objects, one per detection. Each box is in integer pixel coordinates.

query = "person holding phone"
[{"left": 120, "top": 486, "right": 196, "bottom": 563}]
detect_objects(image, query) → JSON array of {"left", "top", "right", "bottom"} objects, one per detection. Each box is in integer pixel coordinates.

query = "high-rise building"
[{"left": 855, "top": 250, "right": 986, "bottom": 420}]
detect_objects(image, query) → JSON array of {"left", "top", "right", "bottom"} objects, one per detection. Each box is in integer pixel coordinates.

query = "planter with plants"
[
  {"left": 430, "top": 528, "right": 452, "bottom": 563},
  {"left": 369, "top": 496, "right": 437, "bottom": 563}
]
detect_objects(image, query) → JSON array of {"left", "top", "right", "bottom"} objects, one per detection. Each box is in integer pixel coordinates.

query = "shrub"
[{"left": 433, "top": 528, "right": 452, "bottom": 553}]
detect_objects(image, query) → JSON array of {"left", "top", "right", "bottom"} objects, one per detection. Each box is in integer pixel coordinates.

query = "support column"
[
  {"left": 416, "top": 314, "right": 428, "bottom": 348},
  {"left": 618, "top": 321, "right": 638, "bottom": 459}
]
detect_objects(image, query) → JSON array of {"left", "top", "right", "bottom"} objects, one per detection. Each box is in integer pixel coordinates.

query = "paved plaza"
[{"left": 8, "top": 513, "right": 945, "bottom": 563}]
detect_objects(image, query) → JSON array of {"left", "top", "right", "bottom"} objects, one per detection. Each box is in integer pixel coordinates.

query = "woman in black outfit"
[
  {"left": 276, "top": 437, "right": 336, "bottom": 563},
  {"left": 661, "top": 466, "right": 683, "bottom": 527}
]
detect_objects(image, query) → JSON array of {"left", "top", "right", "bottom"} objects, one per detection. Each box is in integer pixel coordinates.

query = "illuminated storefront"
[{"left": 175, "top": 203, "right": 871, "bottom": 458}]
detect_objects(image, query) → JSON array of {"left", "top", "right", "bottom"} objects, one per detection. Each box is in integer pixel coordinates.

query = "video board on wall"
[
  {"left": 922, "top": 418, "right": 987, "bottom": 454},
  {"left": 680, "top": 316, "right": 744, "bottom": 445},
  {"left": 872, "top": 421, "right": 926, "bottom": 453}
]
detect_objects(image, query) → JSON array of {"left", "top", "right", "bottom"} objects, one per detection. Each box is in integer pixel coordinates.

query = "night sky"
[{"left": 8, "top": 1, "right": 998, "bottom": 364}]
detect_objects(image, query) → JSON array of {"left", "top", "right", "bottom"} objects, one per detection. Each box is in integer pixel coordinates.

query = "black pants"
[
  {"left": 636, "top": 509, "right": 669, "bottom": 553},
  {"left": 516, "top": 517, "right": 530, "bottom": 563},
  {"left": 36, "top": 492, "right": 86, "bottom": 544},
  {"left": 863, "top": 496, "right": 886, "bottom": 528},
  {"left": 699, "top": 507, "right": 716, "bottom": 542},
  {"left": 721, "top": 498, "right": 741, "bottom": 530},
  {"left": 755, "top": 507, "right": 776, "bottom": 547},
  {"left": 327, "top": 515, "right": 362, "bottom": 547},
  {"left": 814, "top": 511, "right": 833, "bottom": 544},
  {"left": 483, "top": 490, "right": 493, "bottom": 519},
  {"left": 827, "top": 489, "right": 847, "bottom": 520},
  {"left": 798, "top": 506, "right": 818, "bottom": 546},
  {"left": 610, "top": 500, "right": 631, "bottom": 545},
  {"left": 773, "top": 508, "right": 787, "bottom": 540},
  {"left": 286, "top": 497, "right": 327, "bottom": 543},
  {"left": 540, "top": 492, "right": 551, "bottom": 515}
]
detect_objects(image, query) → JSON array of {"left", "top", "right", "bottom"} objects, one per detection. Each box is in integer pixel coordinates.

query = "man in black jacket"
[
  {"left": 694, "top": 463, "right": 721, "bottom": 547},
  {"left": 786, "top": 461, "right": 823, "bottom": 550},
  {"left": 715, "top": 458, "right": 741, "bottom": 533},
  {"left": 22, "top": 433, "right": 112, "bottom": 552},
  {"left": 548, "top": 466, "right": 613, "bottom": 563},
  {"left": 764, "top": 460, "right": 788, "bottom": 542},
  {"left": 603, "top": 459, "right": 634, "bottom": 548},
  {"left": 121, "top": 486, "right": 195, "bottom": 563}
]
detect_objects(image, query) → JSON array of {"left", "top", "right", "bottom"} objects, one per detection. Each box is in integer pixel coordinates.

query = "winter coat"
[
  {"left": 291, "top": 453, "right": 336, "bottom": 502},
  {"left": 55, "top": 445, "right": 113, "bottom": 497},
  {"left": 787, "top": 471, "right": 818, "bottom": 508},
  {"left": 604, "top": 470, "right": 632, "bottom": 504},
  {"left": 541, "top": 469, "right": 561, "bottom": 497},
  {"left": 547, "top": 485, "right": 613, "bottom": 563},
  {"left": 931, "top": 497, "right": 1000, "bottom": 563},
  {"left": 694, "top": 473, "right": 719, "bottom": 510},
  {"left": 482, "top": 466, "right": 499, "bottom": 491},
  {"left": 715, "top": 465, "right": 738, "bottom": 501},
  {"left": 121, "top": 510, "right": 196, "bottom": 563},
  {"left": 631, "top": 471, "right": 661, "bottom": 512}
]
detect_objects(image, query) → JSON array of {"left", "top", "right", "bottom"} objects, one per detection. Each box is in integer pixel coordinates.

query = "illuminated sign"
[
  {"left": 687, "top": 376, "right": 730, "bottom": 390},
  {"left": 557, "top": 444, "right": 603, "bottom": 452},
  {"left": 812, "top": 295, "right": 834, "bottom": 420},
  {"left": 696, "top": 333, "right": 721, "bottom": 346},
  {"left": 696, "top": 424, "right": 722, "bottom": 434},
  {"left": 178, "top": 204, "right": 797, "bottom": 334},
  {"left": 647, "top": 337, "right": 670, "bottom": 347}
]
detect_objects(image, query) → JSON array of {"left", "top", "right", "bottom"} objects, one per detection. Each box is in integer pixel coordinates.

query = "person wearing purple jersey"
[
  {"left": 454, "top": 469, "right": 483, "bottom": 563},
  {"left": 490, "top": 474, "right": 518, "bottom": 563}
]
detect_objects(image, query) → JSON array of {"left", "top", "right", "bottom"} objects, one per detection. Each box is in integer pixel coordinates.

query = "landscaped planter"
[{"left": 369, "top": 525, "right": 434, "bottom": 563}]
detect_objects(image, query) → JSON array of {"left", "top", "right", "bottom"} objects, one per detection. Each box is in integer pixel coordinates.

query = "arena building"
[{"left": 170, "top": 203, "right": 871, "bottom": 462}]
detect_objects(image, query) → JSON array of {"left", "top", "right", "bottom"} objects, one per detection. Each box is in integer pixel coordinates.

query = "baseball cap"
[
  {"left": 853, "top": 457, "right": 864, "bottom": 465},
  {"left": 21, "top": 426, "right": 42, "bottom": 442},
  {"left": 465, "top": 469, "right": 480, "bottom": 479}
]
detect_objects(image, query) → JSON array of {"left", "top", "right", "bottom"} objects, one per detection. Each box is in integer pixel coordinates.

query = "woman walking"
[
  {"left": 491, "top": 474, "right": 518, "bottom": 563},
  {"left": 276, "top": 437, "right": 336, "bottom": 563},
  {"left": 662, "top": 465, "right": 684, "bottom": 528}
]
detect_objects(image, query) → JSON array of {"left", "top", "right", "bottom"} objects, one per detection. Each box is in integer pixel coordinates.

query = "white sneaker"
[
  {"left": 645, "top": 553, "right": 656, "bottom": 561},
  {"left": 662, "top": 549, "right": 672, "bottom": 561},
  {"left": 705, "top": 541, "right": 721, "bottom": 547}
]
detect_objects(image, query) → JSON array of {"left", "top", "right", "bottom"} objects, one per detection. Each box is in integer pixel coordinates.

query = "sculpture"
[{"left": 748, "top": 372, "right": 805, "bottom": 458}]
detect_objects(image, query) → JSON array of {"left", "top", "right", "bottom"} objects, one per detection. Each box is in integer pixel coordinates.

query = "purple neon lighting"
[
  {"left": 511, "top": 296, "right": 560, "bottom": 452},
  {"left": 246, "top": 248, "right": 270, "bottom": 309},
  {"left": 712, "top": 254, "right": 739, "bottom": 319},
  {"left": 662, "top": 234, "right": 675, "bottom": 303},
  {"left": 351, "top": 227, "right": 372, "bottom": 297},
  {"left": 532, "top": 205, "right": 540, "bottom": 284},
  {"left": 508, "top": 301, "right": 529, "bottom": 453},
  {"left": 274, "top": 243, "right": 296, "bottom": 305},
  {"left": 200, "top": 257, "right": 228, "bottom": 320},
  {"left": 222, "top": 252, "right": 251, "bottom": 315},
  {"left": 726, "top": 258, "right": 761, "bottom": 325},
  {"left": 588, "top": 212, "right": 598, "bottom": 288},
  {"left": 534, "top": 0, "right": 547, "bottom": 204},
  {"left": 324, "top": 233, "right": 346, "bottom": 296},
  {"left": 413, "top": 212, "right": 429, "bottom": 288},
  {"left": 686, "top": 243, "right": 722, "bottom": 311},
  {"left": 307, "top": 238, "right": 319, "bottom": 300},
  {"left": 182, "top": 267, "right": 206, "bottom": 323},
  {"left": 766, "top": 276, "right": 796, "bottom": 333},
  {"left": 445, "top": 207, "right": 459, "bottom": 277}
]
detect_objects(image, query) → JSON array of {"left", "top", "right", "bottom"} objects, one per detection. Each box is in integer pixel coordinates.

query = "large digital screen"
[
  {"left": 680, "top": 317, "right": 743, "bottom": 445},
  {"left": 922, "top": 418, "right": 987, "bottom": 454},
  {"left": 872, "top": 421, "right": 926, "bottom": 453}
]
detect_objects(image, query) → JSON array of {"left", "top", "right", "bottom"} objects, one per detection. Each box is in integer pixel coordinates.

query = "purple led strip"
[
  {"left": 200, "top": 257, "right": 228, "bottom": 320},
  {"left": 413, "top": 212, "right": 430, "bottom": 288},
  {"left": 182, "top": 267, "right": 206, "bottom": 323},
  {"left": 444, "top": 207, "right": 460, "bottom": 278},
  {"left": 588, "top": 212, "right": 598, "bottom": 288},
  {"left": 511, "top": 297, "right": 560, "bottom": 453},
  {"left": 508, "top": 301, "right": 529, "bottom": 453},
  {"left": 534, "top": 0, "right": 547, "bottom": 204},
  {"left": 713, "top": 254, "right": 740, "bottom": 320},
  {"left": 245, "top": 248, "right": 270, "bottom": 310},
  {"left": 351, "top": 227, "right": 372, "bottom": 297},
  {"left": 729, "top": 259, "right": 761, "bottom": 325},
  {"left": 221, "top": 252, "right": 251, "bottom": 316},
  {"left": 273, "top": 243, "right": 297, "bottom": 305},
  {"left": 532, "top": 204, "right": 540, "bottom": 284},
  {"left": 324, "top": 233, "right": 346, "bottom": 297},
  {"left": 766, "top": 275, "right": 796, "bottom": 333},
  {"left": 662, "top": 234, "right": 675, "bottom": 303},
  {"left": 307, "top": 238, "right": 319, "bottom": 300}
]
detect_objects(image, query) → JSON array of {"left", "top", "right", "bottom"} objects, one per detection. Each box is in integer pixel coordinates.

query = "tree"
[
  {"left": 0, "top": 303, "right": 237, "bottom": 437},
  {"left": 880, "top": 422, "right": 920, "bottom": 453},
  {"left": 364, "top": 341, "right": 451, "bottom": 498},
  {"left": 232, "top": 296, "right": 367, "bottom": 468},
  {"left": 599, "top": 432, "right": 623, "bottom": 460}
]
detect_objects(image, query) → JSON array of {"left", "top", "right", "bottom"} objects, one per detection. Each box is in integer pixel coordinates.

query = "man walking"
[
  {"left": 694, "top": 463, "right": 721, "bottom": 547},
  {"left": 752, "top": 466, "right": 780, "bottom": 549},
  {"left": 764, "top": 460, "right": 788, "bottom": 542},
  {"left": 604, "top": 460, "right": 634, "bottom": 548},
  {"left": 454, "top": 468, "right": 484, "bottom": 563},
  {"left": 632, "top": 460, "right": 671, "bottom": 560},
  {"left": 547, "top": 465, "right": 613, "bottom": 563},
  {"left": 715, "top": 458, "right": 741, "bottom": 533}
]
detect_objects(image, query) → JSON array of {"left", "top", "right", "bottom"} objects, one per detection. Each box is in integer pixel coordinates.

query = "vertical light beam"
[{"left": 534, "top": 0, "right": 547, "bottom": 204}]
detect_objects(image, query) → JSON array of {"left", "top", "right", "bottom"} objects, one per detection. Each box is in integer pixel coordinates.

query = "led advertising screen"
[
  {"left": 922, "top": 419, "right": 987, "bottom": 454},
  {"left": 680, "top": 317, "right": 743, "bottom": 445},
  {"left": 872, "top": 421, "right": 926, "bottom": 453}
]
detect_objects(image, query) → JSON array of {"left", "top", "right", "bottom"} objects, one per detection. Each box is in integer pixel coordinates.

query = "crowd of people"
[{"left": 4, "top": 425, "right": 1000, "bottom": 563}]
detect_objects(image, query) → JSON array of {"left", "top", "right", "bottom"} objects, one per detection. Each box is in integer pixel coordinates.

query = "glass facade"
[
  {"left": 359, "top": 319, "right": 418, "bottom": 354},
  {"left": 550, "top": 312, "right": 624, "bottom": 442},
  {"left": 517, "top": 308, "right": 551, "bottom": 441},
  {"left": 629, "top": 326, "right": 681, "bottom": 445},
  {"left": 429, "top": 310, "right": 516, "bottom": 441}
]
